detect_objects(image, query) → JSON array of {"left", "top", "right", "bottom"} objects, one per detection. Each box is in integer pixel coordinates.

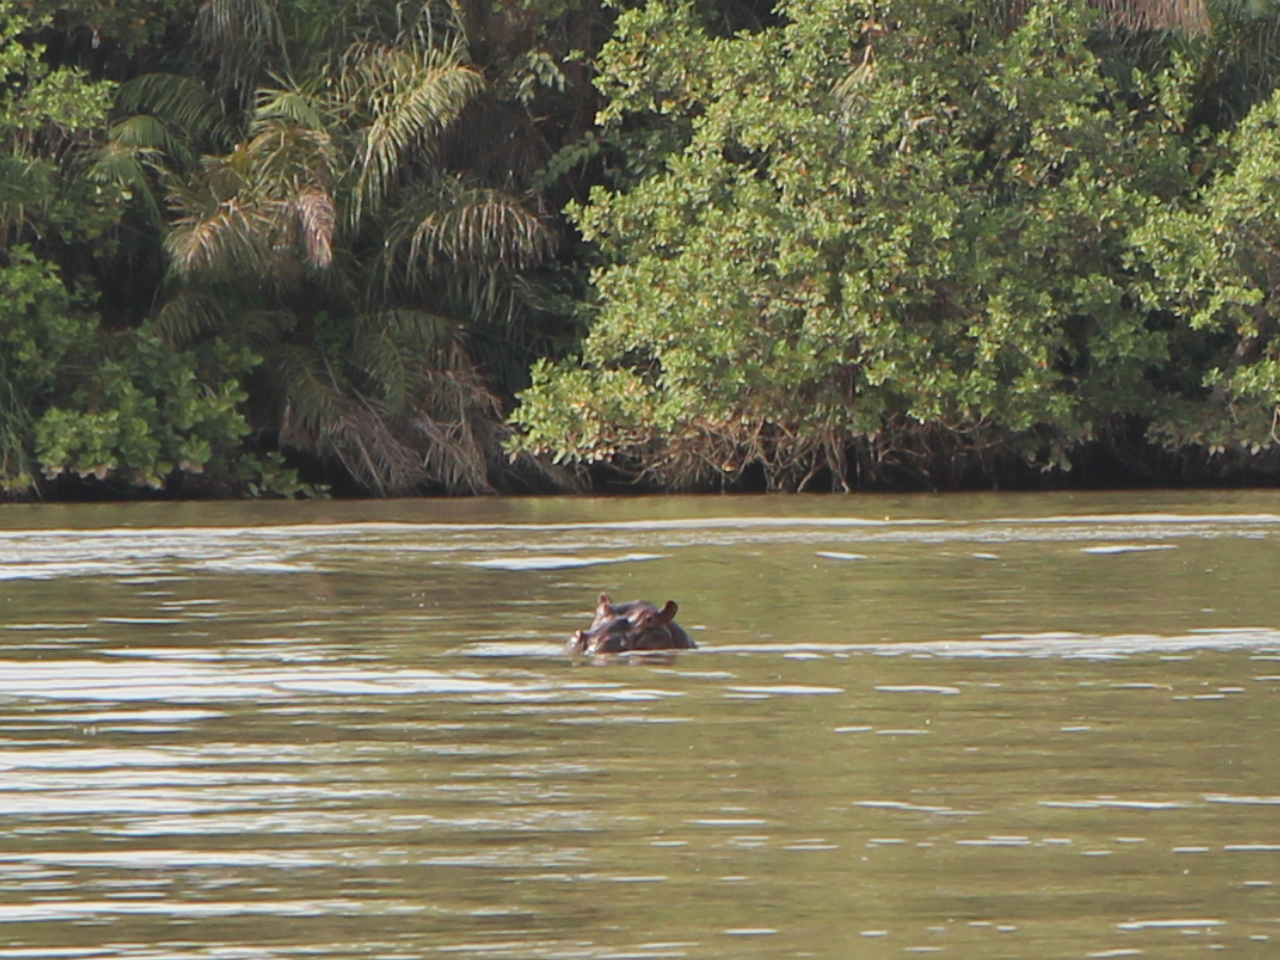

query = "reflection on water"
[{"left": 0, "top": 491, "right": 1277, "bottom": 959}]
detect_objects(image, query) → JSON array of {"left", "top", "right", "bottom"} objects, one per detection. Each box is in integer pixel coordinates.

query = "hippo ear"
[
  {"left": 656, "top": 600, "right": 678, "bottom": 623},
  {"left": 596, "top": 593, "right": 613, "bottom": 613}
]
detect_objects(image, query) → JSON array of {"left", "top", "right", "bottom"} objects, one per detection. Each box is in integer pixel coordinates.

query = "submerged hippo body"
[{"left": 567, "top": 593, "right": 696, "bottom": 656}]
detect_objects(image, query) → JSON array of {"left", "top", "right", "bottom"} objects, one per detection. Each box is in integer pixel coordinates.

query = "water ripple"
[
  {"left": 0, "top": 661, "right": 543, "bottom": 703},
  {"left": 0, "top": 510, "right": 1278, "bottom": 580}
]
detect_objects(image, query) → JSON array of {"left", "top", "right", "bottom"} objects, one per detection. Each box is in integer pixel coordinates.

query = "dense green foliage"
[
  {"left": 1, "top": 0, "right": 607, "bottom": 496},
  {"left": 5, "top": 0, "right": 1280, "bottom": 496},
  {"left": 511, "top": 0, "right": 1280, "bottom": 489},
  {"left": 91, "top": 0, "right": 597, "bottom": 495},
  {"left": 0, "top": 0, "right": 283, "bottom": 495},
  {"left": 0, "top": 249, "right": 98, "bottom": 492},
  {"left": 1136, "top": 87, "right": 1280, "bottom": 455}
]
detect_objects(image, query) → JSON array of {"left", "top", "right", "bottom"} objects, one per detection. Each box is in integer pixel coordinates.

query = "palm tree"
[{"left": 101, "top": 0, "right": 567, "bottom": 493}]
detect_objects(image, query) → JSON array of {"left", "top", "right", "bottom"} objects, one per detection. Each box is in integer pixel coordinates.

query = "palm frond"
[
  {"left": 348, "top": 308, "right": 464, "bottom": 408},
  {"left": 407, "top": 181, "right": 552, "bottom": 273},
  {"left": 165, "top": 184, "right": 274, "bottom": 279},
  {"left": 196, "top": 0, "right": 282, "bottom": 50},
  {"left": 1199, "top": 4, "right": 1280, "bottom": 108},
  {"left": 343, "top": 42, "right": 484, "bottom": 219},
  {"left": 407, "top": 364, "right": 503, "bottom": 494},
  {"left": 267, "top": 342, "right": 346, "bottom": 428},
  {"left": 265, "top": 331, "right": 506, "bottom": 495},
  {"left": 1096, "top": 0, "right": 1210, "bottom": 32},
  {"left": 349, "top": 324, "right": 413, "bottom": 412},
  {"left": 88, "top": 141, "right": 158, "bottom": 182},
  {"left": 232, "top": 120, "right": 339, "bottom": 271},
  {"left": 115, "top": 74, "right": 236, "bottom": 150},
  {"left": 108, "top": 115, "right": 189, "bottom": 161},
  {"left": 245, "top": 119, "right": 339, "bottom": 192},
  {"left": 194, "top": 0, "right": 287, "bottom": 92},
  {"left": 240, "top": 308, "right": 301, "bottom": 349},
  {"left": 399, "top": 0, "right": 468, "bottom": 52},
  {"left": 255, "top": 84, "right": 326, "bottom": 130},
  {"left": 0, "top": 158, "right": 53, "bottom": 231},
  {"left": 294, "top": 187, "right": 336, "bottom": 269},
  {"left": 153, "top": 290, "right": 296, "bottom": 350},
  {"left": 378, "top": 306, "right": 462, "bottom": 346},
  {"left": 153, "top": 290, "right": 230, "bottom": 345},
  {"left": 89, "top": 140, "right": 167, "bottom": 225},
  {"left": 270, "top": 341, "right": 429, "bottom": 494},
  {"left": 166, "top": 128, "right": 342, "bottom": 281},
  {"left": 371, "top": 177, "right": 555, "bottom": 327}
]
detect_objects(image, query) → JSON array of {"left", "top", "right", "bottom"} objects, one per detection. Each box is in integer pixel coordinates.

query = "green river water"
[{"left": 0, "top": 490, "right": 1277, "bottom": 959}]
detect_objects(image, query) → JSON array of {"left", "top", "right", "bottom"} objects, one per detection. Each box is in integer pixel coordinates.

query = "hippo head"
[{"left": 567, "top": 593, "right": 692, "bottom": 656}]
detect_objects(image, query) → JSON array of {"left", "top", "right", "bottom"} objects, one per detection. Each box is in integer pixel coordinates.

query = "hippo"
[{"left": 567, "top": 593, "right": 696, "bottom": 656}]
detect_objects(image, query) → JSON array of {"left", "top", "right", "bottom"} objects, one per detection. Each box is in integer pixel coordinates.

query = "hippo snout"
[{"left": 566, "top": 628, "right": 590, "bottom": 656}]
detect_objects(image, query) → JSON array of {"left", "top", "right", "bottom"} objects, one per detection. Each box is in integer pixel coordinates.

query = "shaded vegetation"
[{"left": 3, "top": 0, "right": 1280, "bottom": 496}]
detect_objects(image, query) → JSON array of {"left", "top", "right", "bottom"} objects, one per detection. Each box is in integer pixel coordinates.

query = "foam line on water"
[
  {"left": 460, "top": 553, "right": 665, "bottom": 571},
  {"left": 0, "top": 661, "right": 545, "bottom": 703},
  {"left": 1, "top": 511, "right": 1276, "bottom": 583},
  {"left": 710, "top": 627, "right": 1280, "bottom": 658},
  {"left": 3, "top": 510, "right": 1279, "bottom": 543}
]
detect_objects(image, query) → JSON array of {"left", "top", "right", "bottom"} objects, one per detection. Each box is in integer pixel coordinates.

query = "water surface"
[{"left": 0, "top": 491, "right": 1277, "bottom": 958}]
